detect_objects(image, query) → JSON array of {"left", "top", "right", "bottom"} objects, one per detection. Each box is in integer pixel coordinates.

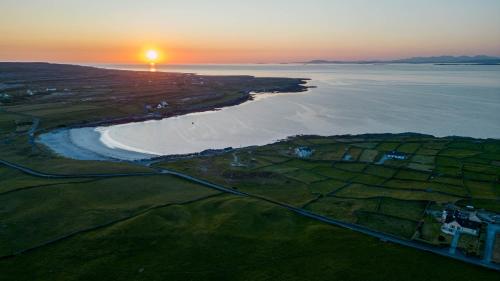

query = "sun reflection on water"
[{"left": 149, "top": 62, "right": 156, "bottom": 72}]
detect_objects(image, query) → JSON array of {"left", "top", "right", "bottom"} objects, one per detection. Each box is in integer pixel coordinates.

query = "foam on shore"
[{"left": 37, "top": 127, "right": 156, "bottom": 161}]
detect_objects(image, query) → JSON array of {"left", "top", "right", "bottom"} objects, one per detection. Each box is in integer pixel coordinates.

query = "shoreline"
[
  {"left": 36, "top": 87, "right": 313, "bottom": 162},
  {"left": 48, "top": 82, "right": 312, "bottom": 131},
  {"left": 37, "top": 123, "right": 498, "bottom": 163},
  {"left": 31, "top": 63, "right": 500, "bottom": 162},
  {"left": 37, "top": 128, "right": 156, "bottom": 161}
]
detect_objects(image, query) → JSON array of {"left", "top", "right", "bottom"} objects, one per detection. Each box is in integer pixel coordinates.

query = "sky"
[{"left": 0, "top": 0, "right": 499, "bottom": 64}]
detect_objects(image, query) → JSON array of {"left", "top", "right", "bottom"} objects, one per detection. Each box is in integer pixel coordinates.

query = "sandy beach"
[{"left": 37, "top": 127, "right": 156, "bottom": 161}]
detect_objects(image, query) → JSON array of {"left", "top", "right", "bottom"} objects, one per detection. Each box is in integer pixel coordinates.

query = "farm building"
[
  {"left": 386, "top": 150, "right": 407, "bottom": 160},
  {"left": 295, "top": 147, "right": 313, "bottom": 158},
  {"left": 441, "top": 209, "right": 482, "bottom": 236}
]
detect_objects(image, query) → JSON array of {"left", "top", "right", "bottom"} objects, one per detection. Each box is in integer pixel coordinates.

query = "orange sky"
[{"left": 1, "top": 0, "right": 499, "bottom": 64}]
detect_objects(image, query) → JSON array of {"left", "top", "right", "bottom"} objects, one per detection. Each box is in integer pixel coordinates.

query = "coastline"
[
  {"left": 37, "top": 128, "right": 156, "bottom": 161},
  {"left": 31, "top": 63, "right": 500, "bottom": 162},
  {"left": 36, "top": 88, "right": 313, "bottom": 162},
  {"left": 50, "top": 80, "right": 312, "bottom": 130}
]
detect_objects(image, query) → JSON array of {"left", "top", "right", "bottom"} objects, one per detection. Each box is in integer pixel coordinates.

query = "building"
[
  {"left": 156, "top": 100, "right": 169, "bottom": 109},
  {"left": 441, "top": 209, "right": 482, "bottom": 236},
  {"left": 295, "top": 147, "right": 313, "bottom": 158},
  {"left": 386, "top": 150, "right": 407, "bottom": 160}
]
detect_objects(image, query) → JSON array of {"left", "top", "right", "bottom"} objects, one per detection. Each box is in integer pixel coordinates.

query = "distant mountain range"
[{"left": 298, "top": 55, "right": 500, "bottom": 65}]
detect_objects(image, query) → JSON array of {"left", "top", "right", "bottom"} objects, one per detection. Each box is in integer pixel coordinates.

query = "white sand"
[{"left": 37, "top": 127, "right": 156, "bottom": 161}]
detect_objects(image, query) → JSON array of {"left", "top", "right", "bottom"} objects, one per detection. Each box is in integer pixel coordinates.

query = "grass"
[
  {"left": 383, "top": 179, "right": 469, "bottom": 197},
  {"left": 284, "top": 159, "right": 324, "bottom": 170},
  {"left": 377, "top": 198, "right": 427, "bottom": 221},
  {"left": 257, "top": 163, "right": 299, "bottom": 174},
  {"left": 364, "top": 165, "right": 397, "bottom": 178},
  {"left": 463, "top": 163, "right": 500, "bottom": 175},
  {"left": 407, "top": 162, "right": 434, "bottom": 172},
  {"left": 410, "top": 155, "right": 435, "bottom": 165},
  {"left": 0, "top": 175, "right": 219, "bottom": 256},
  {"left": 336, "top": 183, "right": 461, "bottom": 202},
  {"left": 463, "top": 171, "right": 497, "bottom": 181},
  {"left": 431, "top": 176, "right": 464, "bottom": 186},
  {"left": 355, "top": 211, "right": 418, "bottom": 239},
  {"left": 306, "top": 197, "right": 379, "bottom": 222},
  {"left": 283, "top": 169, "right": 327, "bottom": 184},
  {"left": 346, "top": 147, "right": 363, "bottom": 160},
  {"left": 352, "top": 142, "right": 378, "bottom": 149},
  {"left": 359, "top": 149, "right": 379, "bottom": 162},
  {"left": 458, "top": 234, "right": 482, "bottom": 257},
  {"left": 309, "top": 179, "right": 347, "bottom": 195},
  {"left": 416, "top": 148, "right": 441, "bottom": 156},
  {"left": 376, "top": 142, "right": 399, "bottom": 151},
  {"left": 309, "top": 144, "right": 346, "bottom": 160},
  {"left": 465, "top": 180, "right": 497, "bottom": 199},
  {"left": 456, "top": 199, "right": 500, "bottom": 213},
  {"left": 334, "top": 162, "right": 367, "bottom": 172},
  {"left": 397, "top": 143, "right": 421, "bottom": 154},
  {"left": 493, "top": 234, "right": 500, "bottom": 264},
  {"left": 0, "top": 167, "right": 88, "bottom": 194},
  {"left": 394, "top": 170, "right": 430, "bottom": 181},
  {"left": 311, "top": 166, "right": 358, "bottom": 181},
  {"left": 439, "top": 149, "right": 481, "bottom": 158},
  {"left": 351, "top": 174, "right": 387, "bottom": 185},
  {"left": 2, "top": 195, "right": 497, "bottom": 281},
  {"left": 419, "top": 215, "right": 444, "bottom": 245}
]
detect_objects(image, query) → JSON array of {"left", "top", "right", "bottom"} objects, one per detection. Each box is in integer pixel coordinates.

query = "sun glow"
[{"left": 146, "top": 49, "right": 159, "bottom": 62}]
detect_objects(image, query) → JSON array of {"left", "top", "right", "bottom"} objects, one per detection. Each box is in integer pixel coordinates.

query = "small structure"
[
  {"left": 386, "top": 150, "right": 407, "bottom": 160},
  {"left": 342, "top": 153, "right": 353, "bottom": 161},
  {"left": 441, "top": 209, "right": 482, "bottom": 236},
  {"left": 295, "top": 147, "right": 313, "bottom": 158},
  {"left": 156, "top": 101, "right": 169, "bottom": 109}
]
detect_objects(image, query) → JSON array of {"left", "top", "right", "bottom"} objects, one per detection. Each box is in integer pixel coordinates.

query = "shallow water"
[{"left": 43, "top": 64, "right": 500, "bottom": 159}]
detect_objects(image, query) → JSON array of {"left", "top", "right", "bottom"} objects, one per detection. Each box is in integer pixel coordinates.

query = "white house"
[
  {"left": 386, "top": 151, "right": 407, "bottom": 160},
  {"left": 441, "top": 209, "right": 482, "bottom": 236},
  {"left": 157, "top": 101, "right": 169, "bottom": 109},
  {"left": 295, "top": 147, "right": 313, "bottom": 158}
]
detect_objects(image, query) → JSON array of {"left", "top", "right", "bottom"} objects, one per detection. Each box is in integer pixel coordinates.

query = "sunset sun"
[{"left": 146, "top": 49, "right": 159, "bottom": 62}]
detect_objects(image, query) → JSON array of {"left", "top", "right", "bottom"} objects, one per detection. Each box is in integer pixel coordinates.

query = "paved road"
[
  {"left": 450, "top": 232, "right": 461, "bottom": 255},
  {"left": 1, "top": 160, "right": 499, "bottom": 271},
  {"left": 484, "top": 224, "right": 500, "bottom": 263},
  {"left": 158, "top": 169, "right": 247, "bottom": 196},
  {"left": 0, "top": 159, "right": 157, "bottom": 179}
]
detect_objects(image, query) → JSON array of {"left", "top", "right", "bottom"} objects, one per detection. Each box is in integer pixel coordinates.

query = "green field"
[{"left": 0, "top": 195, "right": 497, "bottom": 281}]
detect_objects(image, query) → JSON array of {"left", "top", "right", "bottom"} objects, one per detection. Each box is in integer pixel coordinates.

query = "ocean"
[{"left": 41, "top": 63, "right": 500, "bottom": 159}]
